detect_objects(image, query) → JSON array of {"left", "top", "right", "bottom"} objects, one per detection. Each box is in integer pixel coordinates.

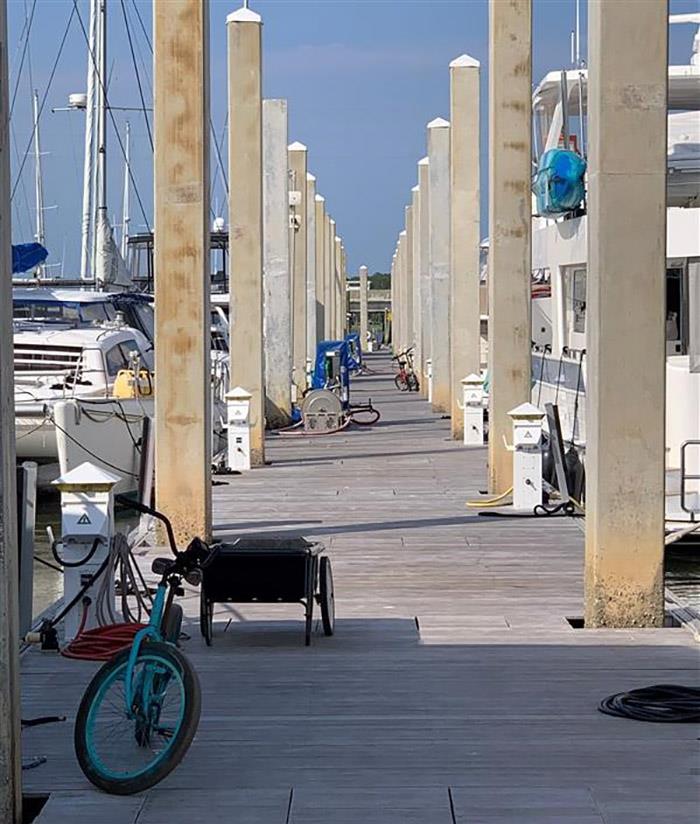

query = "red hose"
[{"left": 61, "top": 602, "right": 145, "bottom": 661}]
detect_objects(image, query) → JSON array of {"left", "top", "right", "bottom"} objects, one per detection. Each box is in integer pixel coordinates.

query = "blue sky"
[{"left": 8, "top": 0, "right": 700, "bottom": 277}]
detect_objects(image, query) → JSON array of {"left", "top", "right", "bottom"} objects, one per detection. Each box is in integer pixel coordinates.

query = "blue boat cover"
[
  {"left": 312, "top": 339, "right": 351, "bottom": 405},
  {"left": 12, "top": 242, "right": 48, "bottom": 273},
  {"left": 344, "top": 332, "right": 363, "bottom": 372},
  {"left": 533, "top": 149, "right": 586, "bottom": 216}
]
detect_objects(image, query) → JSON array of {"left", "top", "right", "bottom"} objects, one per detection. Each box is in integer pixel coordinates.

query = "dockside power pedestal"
[
  {"left": 461, "top": 373, "right": 485, "bottom": 446},
  {"left": 508, "top": 403, "right": 545, "bottom": 511},
  {"left": 52, "top": 462, "right": 119, "bottom": 641},
  {"left": 225, "top": 386, "right": 252, "bottom": 472}
]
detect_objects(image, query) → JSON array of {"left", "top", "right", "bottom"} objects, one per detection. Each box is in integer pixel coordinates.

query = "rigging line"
[
  {"left": 127, "top": 0, "right": 227, "bottom": 210},
  {"left": 10, "top": 121, "right": 34, "bottom": 239},
  {"left": 10, "top": 5, "right": 75, "bottom": 203},
  {"left": 126, "top": 0, "right": 153, "bottom": 95},
  {"left": 71, "top": 0, "right": 152, "bottom": 234},
  {"left": 128, "top": 6, "right": 153, "bottom": 102},
  {"left": 119, "top": 0, "right": 153, "bottom": 152},
  {"left": 9, "top": 0, "right": 37, "bottom": 120},
  {"left": 24, "top": 0, "right": 35, "bottom": 94},
  {"left": 211, "top": 113, "right": 229, "bottom": 196},
  {"left": 130, "top": 0, "right": 152, "bottom": 54}
]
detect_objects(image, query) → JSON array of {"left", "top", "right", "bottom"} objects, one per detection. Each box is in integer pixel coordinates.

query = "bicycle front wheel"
[
  {"left": 74, "top": 640, "right": 201, "bottom": 795},
  {"left": 394, "top": 374, "right": 409, "bottom": 392}
]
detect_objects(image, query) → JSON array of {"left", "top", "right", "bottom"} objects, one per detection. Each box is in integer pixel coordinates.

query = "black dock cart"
[{"left": 200, "top": 535, "right": 334, "bottom": 646}]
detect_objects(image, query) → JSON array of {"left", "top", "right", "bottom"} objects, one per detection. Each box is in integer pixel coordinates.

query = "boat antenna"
[{"left": 575, "top": 0, "right": 581, "bottom": 67}]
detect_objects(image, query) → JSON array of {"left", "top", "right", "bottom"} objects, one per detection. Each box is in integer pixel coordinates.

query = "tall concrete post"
[
  {"left": 584, "top": 0, "right": 668, "bottom": 627},
  {"left": 359, "top": 264, "right": 369, "bottom": 350},
  {"left": 397, "top": 229, "right": 407, "bottom": 351},
  {"left": 335, "top": 235, "right": 344, "bottom": 337},
  {"left": 394, "top": 243, "right": 402, "bottom": 350},
  {"left": 427, "top": 118, "right": 451, "bottom": 413},
  {"left": 314, "top": 193, "right": 326, "bottom": 342},
  {"left": 404, "top": 205, "right": 414, "bottom": 350},
  {"left": 450, "top": 55, "right": 481, "bottom": 440},
  {"left": 323, "top": 213, "right": 333, "bottom": 339},
  {"left": 306, "top": 173, "right": 317, "bottom": 365},
  {"left": 154, "top": 0, "right": 211, "bottom": 541},
  {"left": 341, "top": 245, "right": 348, "bottom": 336},
  {"left": 228, "top": 6, "right": 264, "bottom": 465},
  {"left": 0, "top": 4, "right": 21, "bottom": 819},
  {"left": 390, "top": 253, "right": 396, "bottom": 349},
  {"left": 487, "top": 0, "right": 532, "bottom": 493},
  {"left": 262, "top": 99, "right": 291, "bottom": 426},
  {"left": 288, "top": 141, "right": 308, "bottom": 394},
  {"left": 418, "top": 157, "right": 430, "bottom": 395},
  {"left": 329, "top": 218, "right": 337, "bottom": 337},
  {"left": 411, "top": 186, "right": 421, "bottom": 373}
]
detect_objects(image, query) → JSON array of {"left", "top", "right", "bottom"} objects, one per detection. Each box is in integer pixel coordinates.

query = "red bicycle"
[{"left": 392, "top": 347, "right": 420, "bottom": 392}]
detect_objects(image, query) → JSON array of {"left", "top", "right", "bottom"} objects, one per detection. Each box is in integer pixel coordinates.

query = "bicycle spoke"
[{"left": 82, "top": 652, "right": 188, "bottom": 782}]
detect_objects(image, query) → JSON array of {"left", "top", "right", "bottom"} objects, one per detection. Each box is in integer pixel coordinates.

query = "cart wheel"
[
  {"left": 304, "top": 604, "right": 313, "bottom": 647},
  {"left": 319, "top": 556, "right": 335, "bottom": 636},
  {"left": 199, "top": 592, "right": 213, "bottom": 647}
]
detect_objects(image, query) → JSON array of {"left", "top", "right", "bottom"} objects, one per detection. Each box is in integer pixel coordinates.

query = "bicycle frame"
[{"left": 124, "top": 580, "right": 168, "bottom": 712}]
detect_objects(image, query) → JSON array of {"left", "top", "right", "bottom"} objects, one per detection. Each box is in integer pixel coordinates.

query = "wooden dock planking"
[{"left": 22, "top": 353, "right": 700, "bottom": 823}]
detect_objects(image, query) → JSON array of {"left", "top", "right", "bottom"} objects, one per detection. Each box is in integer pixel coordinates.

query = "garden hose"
[
  {"left": 27, "top": 534, "right": 152, "bottom": 661},
  {"left": 466, "top": 487, "right": 513, "bottom": 508},
  {"left": 599, "top": 685, "right": 700, "bottom": 723}
]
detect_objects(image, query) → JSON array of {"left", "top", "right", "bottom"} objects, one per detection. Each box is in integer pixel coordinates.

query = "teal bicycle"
[{"left": 74, "top": 498, "right": 215, "bottom": 795}]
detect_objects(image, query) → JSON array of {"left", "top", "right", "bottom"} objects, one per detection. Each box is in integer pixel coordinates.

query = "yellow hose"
[{"left": 466, "top": 487, "right": 513, "bottom": 508}]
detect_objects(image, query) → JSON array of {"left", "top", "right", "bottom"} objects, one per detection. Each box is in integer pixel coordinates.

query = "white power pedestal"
[
  {"left": 305, "top": 357, "right": 314, "bottom": 389},
  {"left": 508, "top": 403, "right": 545, "bottom": 511},
  {"left": 461, "top": 373, "right": 485, "bottom": 446},
  {"left": 226, "top": 386, "right": 252, "bottom": 472},
  {"left": 52, "top": 462, "right": 119, "bottom": 641},
  {"left": 426, "top": 358, "right": 433, "bottom": 404}
]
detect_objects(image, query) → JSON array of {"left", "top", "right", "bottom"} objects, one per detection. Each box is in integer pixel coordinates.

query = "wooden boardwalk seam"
[{"left": 22, "top": 354, "right": 700, "bottom": 823}]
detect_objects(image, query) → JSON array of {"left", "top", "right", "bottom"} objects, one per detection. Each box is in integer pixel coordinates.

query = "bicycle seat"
[{"left": 152, "top": 557, "right": 174, "bottom": 575}]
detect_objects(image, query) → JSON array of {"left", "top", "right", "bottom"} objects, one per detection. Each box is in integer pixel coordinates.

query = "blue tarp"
[
  {"left": 533, "top": 149, "right": 586, "bottom": 216},
  {"left": 12, "top": 242, "right": 48, "bottom": 273},
  {"left": 344, "top": 332, "right": 363, "bottom": 372},
  {"left": 312, "top": 339, "right": 351, "bottom": 407}
]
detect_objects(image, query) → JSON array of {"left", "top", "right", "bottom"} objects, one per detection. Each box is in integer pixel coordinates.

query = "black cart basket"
[{"left": 200, "top": 535, "right": 334, "bottom": 646}]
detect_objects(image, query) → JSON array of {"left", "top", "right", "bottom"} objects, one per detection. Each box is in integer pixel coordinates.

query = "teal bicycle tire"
[{"left": 74, "top": 640, "right": 201, "bottom": 795}]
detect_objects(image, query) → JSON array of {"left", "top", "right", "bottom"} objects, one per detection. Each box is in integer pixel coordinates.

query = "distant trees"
[{"left": 369, "top": 272, "right": 390, "bottom": 290}]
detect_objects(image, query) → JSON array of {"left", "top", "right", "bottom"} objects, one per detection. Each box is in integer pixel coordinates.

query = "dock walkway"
[{"left": 23, "top": 354, "right": 700, "bottom": 823}]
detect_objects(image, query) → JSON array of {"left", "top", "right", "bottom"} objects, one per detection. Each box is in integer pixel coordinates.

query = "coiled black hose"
[{"left": 598, "top": 684, "right": 700, "bottom": 723}]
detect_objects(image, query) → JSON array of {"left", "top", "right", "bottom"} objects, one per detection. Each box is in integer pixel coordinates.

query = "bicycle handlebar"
[{"left": 391, "top": 346, "right": 415, "bottom": 361}]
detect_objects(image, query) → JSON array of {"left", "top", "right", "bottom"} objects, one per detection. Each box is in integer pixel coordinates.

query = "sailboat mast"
[
  {"left": 96, "top": 0, "right": 107, "bottom": 223},
  {"left": 32, "top": 90, "right": 45, "bottom": 260},
  {"left": 80, "top": 0, "right": 97, "bottom": 280},
  {"left": 121, "top": 121, "right": 130, "bottom": 259}
]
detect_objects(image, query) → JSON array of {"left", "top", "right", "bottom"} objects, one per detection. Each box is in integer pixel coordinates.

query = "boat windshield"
[{"left": 13, "top": 299, "right": 117, "bottom": 324}]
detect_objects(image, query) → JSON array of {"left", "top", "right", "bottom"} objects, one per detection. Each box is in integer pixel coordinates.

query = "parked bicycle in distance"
[
  {"left": 392, "top": 346, "right": 420, "bottom": 392},
  {"left": 74, "top": 498, "right": 217, "bottom": 795}
]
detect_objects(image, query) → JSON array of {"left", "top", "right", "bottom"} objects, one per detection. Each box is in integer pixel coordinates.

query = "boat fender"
[
  {"left": 541, "top": 432, "right": 555, "bottom": 486},
  {"left": 564, "top": 446, "right": 585, "bottom": 503}
]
